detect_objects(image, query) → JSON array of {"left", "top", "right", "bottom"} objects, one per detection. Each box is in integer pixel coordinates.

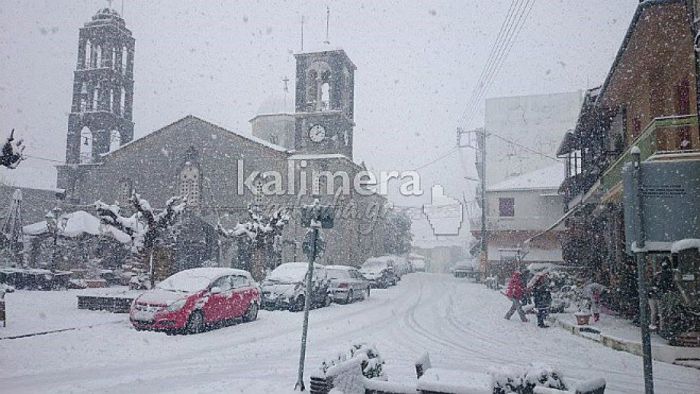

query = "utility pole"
[
  {"left": 295, "top": 200, "right": 332, "bottom": 391},
  {"left": 458, "top": 128, "right": 488, "bottom": 279},
  {"left": 631, "top": 146, "right": 654, "bottom": 394}
]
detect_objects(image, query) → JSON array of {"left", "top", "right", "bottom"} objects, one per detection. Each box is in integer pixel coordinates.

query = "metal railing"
[{"left": 600, "top": 115, "right": 698, "bottom": 193}]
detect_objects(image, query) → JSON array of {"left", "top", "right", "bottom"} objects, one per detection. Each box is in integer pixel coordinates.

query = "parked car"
[
  {"left": 408, "top": 253, "right": 427, "bottom": 272},
  {"left": 260, "top": 262, "right": 331, "bottom": 311},
  {"left": 452, "top": 260, "right": 479, "bottom": 280},
  {"left": 129, "top": 267, "right": 260, "bottom": 334},
  {"left": 360, "top": 257, "right": 398, "bottom": 288},
  {"left": 326, "top": 265, "right": 371, "bottom": 304}
]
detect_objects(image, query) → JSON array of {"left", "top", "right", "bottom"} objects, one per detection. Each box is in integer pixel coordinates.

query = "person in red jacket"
[{"left": 504, "top": 270, "right": 528, "bottom": 322}]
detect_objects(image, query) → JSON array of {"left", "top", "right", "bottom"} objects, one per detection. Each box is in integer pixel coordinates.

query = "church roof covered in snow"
[
  {"left": 101, "top": 115, "right": 290, "bottom": 159},
  {"left": 487, "top": 164, "right": 565, "bottom": 192}
]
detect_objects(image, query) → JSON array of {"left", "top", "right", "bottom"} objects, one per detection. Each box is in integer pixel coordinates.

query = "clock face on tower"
[{"left": 308, "top": 124, "right": 326, "bottom": 143}]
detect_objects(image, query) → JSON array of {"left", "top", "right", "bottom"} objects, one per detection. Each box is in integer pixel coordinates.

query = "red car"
[{"left": 130, "top": 268, "right": 260, "bottom": 334}]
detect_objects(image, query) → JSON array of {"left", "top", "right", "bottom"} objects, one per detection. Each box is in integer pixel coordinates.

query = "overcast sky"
[{"left": 0, "top": 0, "right": 638, "bottom": 208}]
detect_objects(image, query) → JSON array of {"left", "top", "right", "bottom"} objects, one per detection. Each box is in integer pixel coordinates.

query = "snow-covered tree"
[
  {"left": 95, "top": 191, "right": 186, "bottom": 287},
  {"left": 382, "top": 209, "right": 413, "bottom": 255},
  {"left": 216, "top": 205, "right": 290, "bottom": 281},
  {"left": 0, "top": 129, "right": 25, "bottom": 169}
]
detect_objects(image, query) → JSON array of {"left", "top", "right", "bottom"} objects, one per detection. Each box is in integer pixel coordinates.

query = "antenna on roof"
[
  {"left": 323, "top": 6, "right": 330, "bottom": 45},
  {"left": 300, "top": 15, "right": 305, "bottom": 51},
  {"left": 282, "top": 76, "right": 290, "bottom": 93}
]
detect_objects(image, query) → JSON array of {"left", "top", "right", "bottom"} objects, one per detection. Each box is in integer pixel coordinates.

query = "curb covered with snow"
[{"left": 548, "top": 315, "right": 700, "bottom": 369}]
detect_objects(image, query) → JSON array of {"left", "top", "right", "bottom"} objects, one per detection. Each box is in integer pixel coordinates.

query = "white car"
[
  {"left": 360, "top": 257, "right": 398, "bottom": 288},
  {"left": 326, "top": 265, "right": 371, "bottom": 304}
]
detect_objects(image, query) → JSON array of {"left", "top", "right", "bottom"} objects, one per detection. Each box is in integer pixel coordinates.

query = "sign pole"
[
  {"left": 632, "top": 146, "right": 654, "bottom": 394},
  {"left": 295, "top": 217, "right": 319, "bottom": 391}
]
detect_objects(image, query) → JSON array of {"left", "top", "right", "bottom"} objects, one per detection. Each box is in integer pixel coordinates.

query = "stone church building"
[{"left": 54, "top": 8, "right": 390, "bottom": 272}]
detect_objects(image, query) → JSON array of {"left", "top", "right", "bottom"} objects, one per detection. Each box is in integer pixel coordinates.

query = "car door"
[
  {"left": 229, "top": 275, "right": 250, "bottom": 317},
  {"left": 203, "top": 275, "right": 233, "bottom": 323},
  {"left": 349, "top": 269, "right": 364, "bottom": 295},
  {"left": 312, "top": 266, "right": 327, "bottom": 303}
]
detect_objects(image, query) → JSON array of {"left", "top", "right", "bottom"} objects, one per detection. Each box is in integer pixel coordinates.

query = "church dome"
[
  {"left": 89, "top": 8, "right": 125, "bottom": 26},
  {"left": 256, "top": 93, "right": 294, "bottom": 115}
]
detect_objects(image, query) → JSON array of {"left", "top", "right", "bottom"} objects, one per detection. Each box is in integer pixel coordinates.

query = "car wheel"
[
  {"left": 291, "top": 295, "right": 305, "bottom": 312},
  {"left": 346, "top": 289, "right": 354, "bottom": 304},
  {"left": 186, "top": 310, "right": 204, "bottom": 335},
  {"left": 243, "top": 302, "right": 259, "bottom": 322}
]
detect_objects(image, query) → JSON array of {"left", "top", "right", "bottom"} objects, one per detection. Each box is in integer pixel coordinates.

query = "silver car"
[{"left": 326, "top": 265, "right": 371, "bottom": 304}]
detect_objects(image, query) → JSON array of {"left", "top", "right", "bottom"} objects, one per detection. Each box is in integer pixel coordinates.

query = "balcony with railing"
[{"left": 593, "top": 114, "right": 699, "bottom": 200}]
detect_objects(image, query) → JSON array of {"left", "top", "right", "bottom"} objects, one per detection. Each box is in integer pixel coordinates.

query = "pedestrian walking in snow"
[
  {"left": 649, "top": 257, "right": 674, "bottom": 332},
  {"left": 528, "top": 272, "right": 552, "bottom": 328},
  {"left": 583, "top": 281, "right": 607, "bottom": 323},
  {"left": 503, "top": 270, "right": 528, "bottom": 322}
]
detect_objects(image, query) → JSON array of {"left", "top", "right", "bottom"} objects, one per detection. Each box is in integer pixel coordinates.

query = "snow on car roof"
[
  {"left": 173, "top": 267, "right": 252, "bottom": 280},
  {"left": 325, "top": 265, "right": 356, "bottom": 270}
]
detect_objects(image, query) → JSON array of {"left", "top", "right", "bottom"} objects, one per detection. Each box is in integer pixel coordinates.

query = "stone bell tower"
[
  {"left": 64, "top": 7, "right": 135, "bottom": 165},
  {"left": 294, "top": 49, "right": 356, "bottom": 159}
]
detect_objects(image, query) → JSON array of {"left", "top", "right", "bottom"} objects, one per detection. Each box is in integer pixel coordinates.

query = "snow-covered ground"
[{"left": 1, "top": 274, "right": 698, "bottom": 393}]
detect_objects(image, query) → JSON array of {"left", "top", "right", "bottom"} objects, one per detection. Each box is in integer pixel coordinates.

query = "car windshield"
[
  {"left": 157, "top": 271, "right": 212, "bottom": 292},
  {"left": 267, "top": 264, "right": 308, "bottom": 283},
  {"left": 362, "top": 260, "right": 387, "bottom": 270},
  {"left": 327, "top": 269, "right": 351, "bottom": 279}
]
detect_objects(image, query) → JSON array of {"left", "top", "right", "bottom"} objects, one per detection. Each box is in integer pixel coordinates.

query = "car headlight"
[{"left": 166, "top": 299, "right": 187, "bottom": 312}]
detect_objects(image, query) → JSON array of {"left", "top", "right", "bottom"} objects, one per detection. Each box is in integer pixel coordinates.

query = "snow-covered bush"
[
  {"left": 319, "top": 343, "right": 386, "bottom": 380},
  {"left": 490, "top": 363, "right": 567, "bottom": 394}
]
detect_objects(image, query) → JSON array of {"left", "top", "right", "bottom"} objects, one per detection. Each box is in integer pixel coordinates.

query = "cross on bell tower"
[{"left": 64, "top": 6, "right": 135, "bottom": 165}]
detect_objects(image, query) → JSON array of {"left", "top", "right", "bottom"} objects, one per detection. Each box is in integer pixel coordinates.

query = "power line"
[
  {"left": 459, "top": 0, "right": 536, "bottom": 128},
  {"left": 410, "top": 147, "right": 459, "bottom": 171},
  {"left": 488, "top": 131, "right": 560, "bottom": 162}
]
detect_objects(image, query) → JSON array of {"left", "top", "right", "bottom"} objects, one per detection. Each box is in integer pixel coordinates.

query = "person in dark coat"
[
  {"left": 649, "top": 258, "right": 674, "bottom": 331},
  {"left": 529, "top": 272, "right": 552, "bottom": 328},
  {"left": 504, "top": 270, "right": 528, "bottom": 322}
]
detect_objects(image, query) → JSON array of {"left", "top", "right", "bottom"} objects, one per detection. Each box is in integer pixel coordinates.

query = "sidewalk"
[
  {"left": 549, "top": 312, "right": 700, "bottom": 370},
  {"left": 0, "top": 289, "right": 129, "bottom": 339}
]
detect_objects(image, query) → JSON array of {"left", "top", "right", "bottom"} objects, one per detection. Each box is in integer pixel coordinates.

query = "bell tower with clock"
[{"left": 294, "top": 49, "right": 356, "bottom": 159}]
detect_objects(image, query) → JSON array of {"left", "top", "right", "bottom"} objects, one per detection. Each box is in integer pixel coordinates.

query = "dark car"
[
  {"left": 360, "top": 257, "right": 398, "bottom": 288},
  {"left": 260, "top": 262, "right": 331, "bottom": 311}
]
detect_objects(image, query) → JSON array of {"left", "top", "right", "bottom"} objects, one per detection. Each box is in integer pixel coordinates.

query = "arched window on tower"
[
  {"left": 79, "top": 83, "right": 88, "bottom": 112},
  {"left": 120, "top": 88, "right": 126, "bottom": 116},
  {"left": 109, "top": 130, "right": 121, "bottom": 152},
  {"left": 307, "top": 70, "right": 318, "bottom": 108},
  {"left": 108, "top": 88, "right": 114, "bottom": 113},
  {"left": 94, "top": 45, "right": 102, "bottom": 68},
  {"left": 92, "top": 85, "right": 100, "bottom": 111},
  {"left": 320, "top": 70, "right": 331, "bottom": 111},
  {"left": 111, "top": 46, "right": 117, "bottom": 70},
  {"left": 122, "top": 46, "right": 128, "bottom": 74},
  {"left": 83, "top": 40, "right": 91, "bottom": 69},
  {"left": 79, "top": 126, "right": 93, "bottom": 163},
  {"left": 179, "top": 161, "right": 201, "bottom": 207}
]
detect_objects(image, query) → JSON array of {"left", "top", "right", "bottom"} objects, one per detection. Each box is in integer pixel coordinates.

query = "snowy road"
[{"left": 1, "top": 273, "right": 698, "bottom": 393}]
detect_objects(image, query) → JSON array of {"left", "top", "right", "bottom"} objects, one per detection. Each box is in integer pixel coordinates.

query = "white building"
[
  {"left": 484, "top": 91, "right": 583, "bottom": 186},
  {"left": 473, "top": 164, "right": 566, "bottom": 278}
]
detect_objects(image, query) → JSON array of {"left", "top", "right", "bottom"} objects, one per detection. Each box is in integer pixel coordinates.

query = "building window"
[
  {"left": 179, "top": 162, "right": 200, "bottom": 207},
  {"left": 254, "top": 180, "right": 264, "bottom": 206},
  {"left": 118, "top": 178, "right": 132, "bottom": 206},
  {"left": 499, "top": 197, "right": 515, "bottom": 217}
]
